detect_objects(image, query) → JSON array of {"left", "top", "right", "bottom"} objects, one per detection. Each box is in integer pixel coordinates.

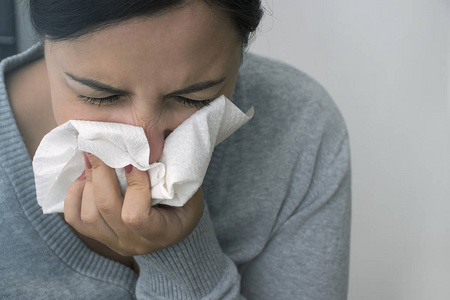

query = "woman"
[{"left": 0, "top": 0, "right": 351, "bottom": 299}]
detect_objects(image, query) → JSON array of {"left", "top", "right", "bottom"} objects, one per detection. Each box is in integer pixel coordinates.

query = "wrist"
[{"left": 134, "top": 205, "right": 227, "bottom": 298}]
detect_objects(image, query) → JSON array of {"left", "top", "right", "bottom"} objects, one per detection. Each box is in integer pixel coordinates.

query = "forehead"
[{"left": 45, "top": 0, "right": 241, "bottom": 92}]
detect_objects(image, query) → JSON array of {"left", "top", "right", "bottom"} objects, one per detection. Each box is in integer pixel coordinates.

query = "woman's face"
[{"left": 44, "top": 1, "right": 242, "bottom": 163}]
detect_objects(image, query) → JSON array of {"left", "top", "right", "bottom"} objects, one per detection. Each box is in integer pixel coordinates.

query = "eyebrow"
[
  {"left": 166, "top": 77, "right": 226, "bottom": 96},
  {"left": 65, "top": 72, "right": 130, "bottom": 96},
  {"left": 65, "top": 72, "right": 226, "bottom": 96}
]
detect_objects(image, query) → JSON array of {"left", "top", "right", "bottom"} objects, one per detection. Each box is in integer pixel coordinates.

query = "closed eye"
[
  {"left": 78, "top": 94, "right": 213, "bottom": 109},
  {"left": 78, "top": 95, "right": 121, "bottom": 106},
  {"left": 176, "top": 96, "right": 213, "bottom": 109}
]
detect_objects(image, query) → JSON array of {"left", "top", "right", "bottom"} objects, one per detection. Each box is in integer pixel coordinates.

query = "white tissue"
[{"left": 33, "top": 95, "right": 254, "bottom": 213}]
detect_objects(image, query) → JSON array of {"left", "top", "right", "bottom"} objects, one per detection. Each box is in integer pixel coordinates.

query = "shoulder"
[
  {"left": 231, "top": 54, "right": 351, "bottom": 215},
  {"left": 238, "top": 52, "right": 331, "bottom": 107},
  {"left": 240, "top": 53, "right": 316, "bottom": 83},
  {"left": 235, "top": 53, "right": 348, "bottom": 153}
]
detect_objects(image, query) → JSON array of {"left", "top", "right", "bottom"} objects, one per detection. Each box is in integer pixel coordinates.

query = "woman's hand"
[{"left": 63, "top": 152, "right": 204, "bottom": 256}]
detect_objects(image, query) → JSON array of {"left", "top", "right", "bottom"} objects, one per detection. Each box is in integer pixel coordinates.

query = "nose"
[
  {"left": 144, "top": 124, "right": 172, "bottom": 164},
  {"left": 108, "top": 107, "right": 174, "bottom": 164}
]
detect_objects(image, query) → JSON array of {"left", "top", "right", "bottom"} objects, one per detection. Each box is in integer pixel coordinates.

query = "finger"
[
  {"left": 162, "top": 187, "right": 204, "bottom": 218},
  {"left": 122, "top": 165, "right": 153, "bottom": 231},
  {"left": 63, "top": 172, "right": 86, "bottom": 228},
  {"left": 83, "top": 152, "right": 93, "bottom": 183},
  {"left": 73, "top": 153, "right": 118, "bottom": 243},
  {"left": 184, "top": 187, "right": 204, "bottom": 217},
  {"left": 79, "top": 170, "right": 118, "bottom": 241},
  {"left": 168, "top": 187, "right": 204, "bottom": 234},
  {"left": 185, "top": 187, "right": 204, "bottom": 229},
  {"left": 80, "top": 152, "right": 103, "bottom": 230},
  {"left": 87, "top": 153, "right": 126, "bottom": 233}
]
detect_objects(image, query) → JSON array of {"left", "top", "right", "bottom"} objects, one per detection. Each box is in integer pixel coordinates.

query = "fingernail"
[
  {"left": 124, "top": 164, "right": 133, "bottom": 174},
  {"left": 78, "top": 170, "right": 86, "bottom": 180},
  {"left": 84, "top": 152, "right": 92, "bottom": 169}
]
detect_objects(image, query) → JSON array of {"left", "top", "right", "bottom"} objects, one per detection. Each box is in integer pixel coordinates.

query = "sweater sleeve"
[{"left": 134, "top": 204, "right": 244, "bottom": 300}]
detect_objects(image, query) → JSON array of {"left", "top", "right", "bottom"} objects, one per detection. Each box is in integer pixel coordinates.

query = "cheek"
[
  {"left": 51, "top": 95, "right": 110, "bottom": 125},
  {"left": 50, "top": 87, "right": 78, "bottom": 125},
  {"left": 49, "top": 83, "right": 115, "bottom": 125},
  {"left": 46, "top": 73, "right": 105, "bottom": 125}
]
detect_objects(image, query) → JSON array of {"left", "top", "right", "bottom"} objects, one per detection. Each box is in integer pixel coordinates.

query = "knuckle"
[
  {"left": 84, "top": 169, "right": 93, "bottom": 182},
  {"left": 119, "top": 241, "right": 150, "bottom": 256},
  {"left": 133, "top": 245, "right": 151, "bottom": 255},
  {"left": 63, "top": 213, "right": 78, "bottom": 227},
  {"left": 65, "top": 185, "right": 80, "bottom": 199},
  {"left": 122, "top": 211, "right": 146, "bottom": 229},
  {"left": 96, "top": 200, "right": 117, "bottom": 216},
  {"left": 126, "top": 175, "right": 150, "bottom": 191},
  {"left": 80, "top": 211, "right": 100, "bottom": 226},
  {"left": 87, "top": 154, "right": 102, "bottom": 169}
]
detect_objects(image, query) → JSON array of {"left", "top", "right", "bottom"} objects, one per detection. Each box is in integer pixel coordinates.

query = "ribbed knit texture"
[
  {"left": 0, "top": 44, "right": 351, "bottom": 300},
  {"left": 134, "top": 206, "right": 230, "bottom": 299}
]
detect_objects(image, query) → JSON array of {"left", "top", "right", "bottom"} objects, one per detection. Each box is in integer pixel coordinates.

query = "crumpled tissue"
[{"left": 33, "top": 95, "right": 253, "bottom": 213}]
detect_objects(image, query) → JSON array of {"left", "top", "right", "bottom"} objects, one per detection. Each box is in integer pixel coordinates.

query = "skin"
[{"left": 7, "top": 0, "right": 243, "bottom": 269}]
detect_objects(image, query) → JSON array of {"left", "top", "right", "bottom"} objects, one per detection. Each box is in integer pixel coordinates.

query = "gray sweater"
[{"left": 0, "top": 44, "right": 351, "bottom": 300}]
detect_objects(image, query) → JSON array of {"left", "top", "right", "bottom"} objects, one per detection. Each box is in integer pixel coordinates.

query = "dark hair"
[{"left": 29, "top": 0, "right": 263, "bottom": 47}]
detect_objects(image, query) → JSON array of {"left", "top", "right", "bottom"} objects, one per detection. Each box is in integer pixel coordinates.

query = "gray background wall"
[
  {"left": 249, "top": 1, "right": 450, "bottom": 300},
  {"left": 10, "top": 1, "right": 450, "bottom": 299},
  {"left": 15, "top": 0, "right": 37, "bottom": 51},
  {"left": 0, "top": 0, "right": 17, "bottom": 59}
]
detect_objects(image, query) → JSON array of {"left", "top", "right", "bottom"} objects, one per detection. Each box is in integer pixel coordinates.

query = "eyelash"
[
  {"left": 78, "top": 95, "right": 121, "bottom": 106},
  {"left": 78, "top": 95, "right": 213, "bottom": 108},
  {"left": 176, "top": 96, "right": 213, "bottom": 108}
]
